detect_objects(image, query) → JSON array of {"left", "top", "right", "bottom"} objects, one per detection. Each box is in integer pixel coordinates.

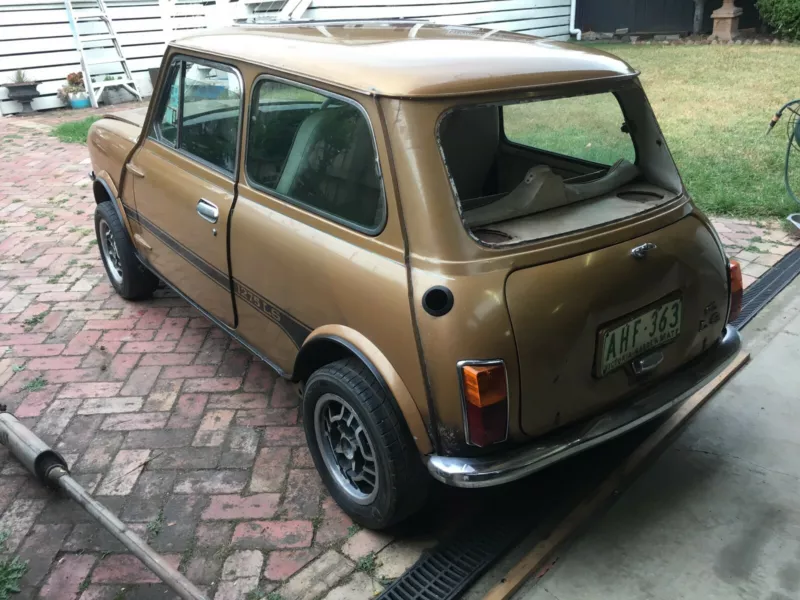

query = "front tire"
[
  {"left": 94, "top": 202, "right": 158, "bottom": 300},
  {"left": 303, "top": 358, "right": 429, "bottom": 529}
]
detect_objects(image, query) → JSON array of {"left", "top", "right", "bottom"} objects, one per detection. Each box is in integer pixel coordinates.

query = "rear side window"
[
  {"left": 151, "top": 58, "right": 242, "bottom": 175},
  {"left": 246, "top": 79, "right": 384, "bottom": 233},
  {"left": 503, "top": 93, "right": 635, "bottom": 166}
]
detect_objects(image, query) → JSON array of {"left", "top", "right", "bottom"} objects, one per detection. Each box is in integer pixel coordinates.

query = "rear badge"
[{"left": 631, "top": 242, "right": 657, "bottom": 259}]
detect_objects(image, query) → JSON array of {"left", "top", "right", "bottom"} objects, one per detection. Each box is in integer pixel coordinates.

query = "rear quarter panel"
[{"left": 229, "top": 80, "right": 432, "bottom": 431}]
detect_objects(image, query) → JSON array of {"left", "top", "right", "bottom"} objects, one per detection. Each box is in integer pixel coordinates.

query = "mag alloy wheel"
[
  {"left": 314, "top": 392, "right": 379, "bottom": 505},
  {"left": 93, "top": 202, "right": 159, "bottom": 300},
  {"left": 98, "top": 219, "right": 123, "bottom": 286},
  {"left": 304, "top": 357, "right": 429, "bottom": 528}
]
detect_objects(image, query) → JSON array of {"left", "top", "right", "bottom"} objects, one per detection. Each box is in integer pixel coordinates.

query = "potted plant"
[
  {"left": 2, "top": 70, "right": 40, "bottom": 113},
  {"left": 99, "top": 75, "right": 136, "bottom": 106},
  {"left": 57, "top": 72, "right": 90, "bottom": 109}
]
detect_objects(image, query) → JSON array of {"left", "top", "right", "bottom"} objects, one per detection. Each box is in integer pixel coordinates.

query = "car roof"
[{"left": 172, "top": 21, "right": 637, "bottom": 98}]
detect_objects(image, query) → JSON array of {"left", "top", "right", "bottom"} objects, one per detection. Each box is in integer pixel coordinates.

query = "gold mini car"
[{"left": 88, "top": 21, "right": 743, "bottom": 529}]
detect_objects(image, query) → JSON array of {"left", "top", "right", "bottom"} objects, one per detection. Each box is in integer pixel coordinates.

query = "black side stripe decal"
[
  {"left": 123, "top": 204, "right": 311, "bottom": 348},
  {"left": 125, "top": 207, "right": 229, "bottom": 290},
  {"left": 232, "top": 279, "right": 311, "bottom": 349}
]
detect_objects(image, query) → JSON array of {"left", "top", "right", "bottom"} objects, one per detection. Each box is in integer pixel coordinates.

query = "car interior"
[
  {"left": 247, "top": 100, "right": 383, "bottom": 230},
  {"left": 179, "top": 101, "right": 241, "bottom": 173},
  {"left": 438, "top": 103, "right": 677, "bottom": 245}
]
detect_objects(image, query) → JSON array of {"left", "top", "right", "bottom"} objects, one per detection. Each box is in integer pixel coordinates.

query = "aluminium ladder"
[{"left": 64, "top": 0, "right": 142, "bottom": 109}]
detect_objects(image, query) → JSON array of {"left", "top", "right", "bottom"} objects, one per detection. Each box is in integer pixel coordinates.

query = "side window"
[
  {"left": 246, "top": 79, "right": 385, "bottom": 232},
  {"left": 181, "top": 61, "right": 241, "bottom": 173},
  {"left": 154, "top": 61, "right": 180, "bottom": 146},
  {"left": 151, "top": 58, "right": 242, "bottom": 174}
]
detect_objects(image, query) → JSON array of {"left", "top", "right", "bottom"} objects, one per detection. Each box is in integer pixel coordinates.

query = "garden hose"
[{"left": 767, "top": 99, "right": 800, "bottom": 206}]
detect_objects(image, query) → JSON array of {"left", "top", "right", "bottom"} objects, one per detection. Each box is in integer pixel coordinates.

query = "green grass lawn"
[
  {"left": 50, "top": 115, "right": 102, "bottom": 144},
  {"left": 505, "top": 43, "right": 800, "bottom": 219},
  {"left": 587, "top": 43, "right": 800, "bottom": 219},
  {"left": 504, "top": 92, "right": 638, "bottom": 166},
  {"left": 0, "top": 531, "right": 27, "bottom": 600}
]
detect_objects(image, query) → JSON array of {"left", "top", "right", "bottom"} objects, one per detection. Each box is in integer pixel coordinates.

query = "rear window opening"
[{"left": 438, "top": 89, "right": 681, "bottom": 245}]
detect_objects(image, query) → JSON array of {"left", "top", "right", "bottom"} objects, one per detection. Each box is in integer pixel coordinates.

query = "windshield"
[{"left": 438, "top": 86, "right": 681, "bottom": 245}]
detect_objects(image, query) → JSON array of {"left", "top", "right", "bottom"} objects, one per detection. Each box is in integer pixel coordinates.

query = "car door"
[{"left": 127, "top": 55, "right": 243, "bottom": 327}]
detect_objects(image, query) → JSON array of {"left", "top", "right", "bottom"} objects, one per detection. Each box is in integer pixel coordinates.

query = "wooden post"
[{"left": 693, "top": 0, "right": 706, "bottom": 34}]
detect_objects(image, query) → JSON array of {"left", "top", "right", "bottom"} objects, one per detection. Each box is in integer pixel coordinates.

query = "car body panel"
[
  {"left": 172, "top": 23, "right": 637, "bottom": 98},
  {"left": 129, "top": 139, "right": 237, "bottom": 326},
  {"left": 92, "top": 169, "right": 135, "bottom": 239},
  {"left": 88, "top": 120, "right": 139, "bottom": 239},
  {"left": 505, "top": 214, "right": 728, "bottom": 436},
  {"left": 303, "top": 325, "right": 433, "bottom": 455}
]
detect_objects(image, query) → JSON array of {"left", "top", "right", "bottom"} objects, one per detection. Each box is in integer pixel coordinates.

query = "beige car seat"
[
  {"left": 277, "top": 106, "right": 381, "bottom": 227},
  {"left": 463, "top": 159, "right": 640, "bottom": 228}
]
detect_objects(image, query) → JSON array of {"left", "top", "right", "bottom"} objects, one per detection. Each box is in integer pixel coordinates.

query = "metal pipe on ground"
[{"left": 0, "top": 409, "right": 208, "bottom": 600}]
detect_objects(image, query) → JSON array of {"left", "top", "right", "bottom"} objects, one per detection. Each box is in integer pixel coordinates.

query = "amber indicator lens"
[
  {"left": 461, "top": 364, "right": 508, "bottom": 446},
  {"left": 728, "top": 260, "right": 743, "bottom": 322}
]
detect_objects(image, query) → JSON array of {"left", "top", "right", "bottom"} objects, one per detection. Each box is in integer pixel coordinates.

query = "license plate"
[{"left": 598, "top": 298, "right": 682, "bottom": 377}]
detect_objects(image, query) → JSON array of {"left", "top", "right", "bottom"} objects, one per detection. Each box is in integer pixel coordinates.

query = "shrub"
[{"left": 757, "top": 0, "right": 800, "bottom": 41}]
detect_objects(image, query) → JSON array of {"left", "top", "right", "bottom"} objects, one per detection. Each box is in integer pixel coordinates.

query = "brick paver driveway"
[
  {"left": 0, "top": 106, "right": 797, "bottom": 600},
  {"left": 0, "top": 109, "right": 423, "bottom": 600}
]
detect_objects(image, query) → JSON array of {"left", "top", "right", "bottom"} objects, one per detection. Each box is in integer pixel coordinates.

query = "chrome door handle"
[
  {"left": 126, "top": 163, "right": 146, "bottom": 178},
  {"left": 631, "top": 351, "right": 664, "bottom": 376},
  {"left": 197, "top": 199, "right": 219, "bottom": 224}
]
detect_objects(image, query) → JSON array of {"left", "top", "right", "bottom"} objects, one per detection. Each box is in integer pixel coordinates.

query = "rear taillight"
[
  {"left": 459, "top": 361, "right": 508, "bottom": 447},
  {"left": 728, "top": 260, "right": 743, "bottom": 322}
]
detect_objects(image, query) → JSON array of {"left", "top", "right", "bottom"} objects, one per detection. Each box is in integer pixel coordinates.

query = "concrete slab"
[{"left": 511, "top": 276, "right": 800, "bottom": 600}]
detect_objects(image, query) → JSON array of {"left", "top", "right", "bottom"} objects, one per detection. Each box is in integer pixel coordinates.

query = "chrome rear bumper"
[{"left": 426, "top": 325, "right": 742, "bottom": 488}]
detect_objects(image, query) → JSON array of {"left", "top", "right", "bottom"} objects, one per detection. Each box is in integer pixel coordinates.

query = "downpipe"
[
  {"left": 569, "top": 0, "right": 582, "bottom": 40},
  {"left": 0, "top": 409, "right": 208, "bottom": 600}
]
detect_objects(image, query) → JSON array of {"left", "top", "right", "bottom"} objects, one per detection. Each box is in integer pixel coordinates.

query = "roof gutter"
[{"left": 569, "top": 0, "right": 582, "bottom": 40}]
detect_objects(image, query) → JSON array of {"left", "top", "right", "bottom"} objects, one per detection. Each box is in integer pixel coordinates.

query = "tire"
[
  {"left": 94, "top": 202, "right": 159, "bottom": 300},
  {"left": 304, "top": 357, "right": 429, "bottom": 529}
]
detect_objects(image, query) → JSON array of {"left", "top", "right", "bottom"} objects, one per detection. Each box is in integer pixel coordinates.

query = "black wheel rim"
[
  {"left": 98, "top": 219, "right": 123, "bottom": 285},
  {"left": 314, "top": 393, "right": 379, "bottom": 505}
]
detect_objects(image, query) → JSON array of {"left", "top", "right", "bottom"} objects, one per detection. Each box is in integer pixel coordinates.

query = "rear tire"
[
  {"left": 303, "top": 357, "right": 429, "bottom": 529},
  {"left": 94, "top": 202, "right": 159, "bottom": 300}
]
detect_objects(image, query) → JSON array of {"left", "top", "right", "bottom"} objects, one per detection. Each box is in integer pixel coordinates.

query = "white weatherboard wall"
[
  {"left": 0, "top": 0, "right": 225, "bottom": 114},
  {"left": 296, "top": 0, "right": 571, "bottom": 39},
  {"left": 1, "top": 0, "right": 570, "bottom": 115}
]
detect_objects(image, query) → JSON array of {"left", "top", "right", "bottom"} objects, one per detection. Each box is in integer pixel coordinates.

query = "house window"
[{"left": 246, "top": 79, "right": 385, "bottom": 233}]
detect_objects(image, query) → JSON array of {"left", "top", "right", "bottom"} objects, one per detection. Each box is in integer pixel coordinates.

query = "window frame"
[
  {"left": 498, "top": 89, "right": 639, "bottom": 171},
  {"left": 244, "top": 74, "right": 388, "bottom": 237},
  {"left": 151, "top": 59, "right": 181, "bottom": 148},
  {"left": 148, "top": 54, "right": 245, "bottom": 179}
]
